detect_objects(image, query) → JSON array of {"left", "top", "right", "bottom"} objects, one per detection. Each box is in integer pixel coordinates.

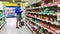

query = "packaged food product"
[
  {"left": 50, "top": 25, "right": 56, "bottom": 32},
  {"left": 49, "top": 18, "right": 54, "bottom": 22},
  {"left": 48, "top": 2, "right": 52, "bottom": 6},
  {"left": 40, "top": 27, "right": 44, "bottom": 33}
]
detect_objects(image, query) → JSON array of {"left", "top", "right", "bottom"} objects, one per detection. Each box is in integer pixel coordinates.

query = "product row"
[
  {"left": 26, "top": 13, "right": 60, "bottom": 25},
  {"left": 25, "top": 0, "right": 60, "bottom": 34},
  {"left": 26, "top": 17, "right": 60, "bottom": 34},
  {"left": 27, "top": 8, "right": 57, "bottom": 16},
  {"left": 41, "top": 0, "right": 60, "bottom": 6}
]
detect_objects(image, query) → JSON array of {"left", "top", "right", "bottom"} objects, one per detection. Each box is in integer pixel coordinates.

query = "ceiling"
[
  {"left": 0, "top": 0, "right": 41, "bottom": 4},
  {"left": 0, "top": 0, "right": 37, "bottom": 2},
  {"left": 0, "top": 0, "right": 21, "bottom": 2}
]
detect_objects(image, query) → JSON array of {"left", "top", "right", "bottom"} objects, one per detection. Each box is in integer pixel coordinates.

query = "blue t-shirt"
[{"left": 15, "top": 6, "right": 21, "bottom": 15}]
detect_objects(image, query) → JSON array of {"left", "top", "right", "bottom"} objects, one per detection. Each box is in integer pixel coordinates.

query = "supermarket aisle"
[{"left": 0, "top": 18, "right": 32, "bottom": 34}]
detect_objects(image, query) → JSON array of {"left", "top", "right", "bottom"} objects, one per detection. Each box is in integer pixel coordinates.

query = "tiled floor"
[{"left": 0, "top": 18, "right": 32, "bottom": 34}]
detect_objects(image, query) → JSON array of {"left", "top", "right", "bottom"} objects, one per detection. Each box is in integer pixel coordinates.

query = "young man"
[{"left": 15, "top": 4, "right": 22, "bottom": 28}]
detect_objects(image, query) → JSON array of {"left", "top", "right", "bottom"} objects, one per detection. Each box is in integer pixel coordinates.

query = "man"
[{"left": 15, "top": 4, "right": 22, "bottom": 28}]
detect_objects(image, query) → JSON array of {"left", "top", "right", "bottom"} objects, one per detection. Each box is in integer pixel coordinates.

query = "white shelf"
[
  {"left": 26, "top": 21, "right": 33, "bottom": 31},
  {"left": 26, "top": 17, "right": 57, "bottom": 34},
  {"left": 35, "top": 17, "right": 60, "bottom": 25},
  {"left": 38, "top": 23, "right": 56, "bottom": 34},
  {"left": 26, "top": 15, "right": 60, "bottom": 25},
  {"left": 26, "top": 4, "right": 60, "bottom": 10},
  {"left": 34, "top": 21, "right": 56, "bottom": 34},
  {"left": 27, "top": 15, "right": 54, "bottom": 24},
  {"left": 0, "top": 22, "right": 6, "bottom": 28},
  {"left": 29, "top": 23, "right": 37, "bottom": 30},
  {"left": 26, "top": 20, "right": 36, "bottom": 34},
  {"left": 36, "top": 17, "right": 54, "bottom": 24},
  {"left": 33, "top": 26, "right": 37, "bottom": 29},
  {"left": 27, "top": 12, "right": 56, "bottom": 16},
  {"left": 0, "top": 15, "right": 5, "bottom": 19},
  {"left": 26, "top": 22, "right": 32, "bottom": 30},
  {"left": 26, "top": 17, "right": 38, "bottom": 29}
]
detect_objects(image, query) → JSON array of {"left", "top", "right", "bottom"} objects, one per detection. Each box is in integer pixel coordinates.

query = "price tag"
[
  {"left": 0, "top": 22, "right": 1, "bottom": 26},
  {"left": 56, "top": 12, "right": 60, "bottom": 21},
  {"left": 58, "top": 4, "right": 60, "bottom": 7},
  {"left": 53, "top": 14, "right": 56, "bottom": 16}
]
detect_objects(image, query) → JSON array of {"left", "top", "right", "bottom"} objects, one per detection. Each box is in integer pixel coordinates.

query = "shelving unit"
[
  {"left": 25, "top": 18, "right": 36, "bottom": 34},
  {"left": 26, "top": 0, "right": 60, "bottom": 34},
  {"left": 0, "top": 1, "right": 6, "bottom": 29},
  {"left": 26, "top": 17, "right": 57, "bottom": 34},
  {"left": 26, "top": 4, "right": 60, "bottom": 10}
]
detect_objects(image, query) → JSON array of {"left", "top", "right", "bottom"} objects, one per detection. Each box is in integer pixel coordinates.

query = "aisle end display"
[
  {"left": 4, "top": 2, "right": 26, "bottom": 18},
  {"left": 5, "top": 6, "right": 16, "bottom": 18}
]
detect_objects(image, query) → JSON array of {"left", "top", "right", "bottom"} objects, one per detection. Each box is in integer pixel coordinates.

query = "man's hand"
[{"left": 20, "top": 10, "right": 23, "bottom": 12}]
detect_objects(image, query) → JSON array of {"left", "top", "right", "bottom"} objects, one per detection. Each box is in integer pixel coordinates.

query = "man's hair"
[{"left": 17, "top": 4, "right": 20, "bottom": 5}]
